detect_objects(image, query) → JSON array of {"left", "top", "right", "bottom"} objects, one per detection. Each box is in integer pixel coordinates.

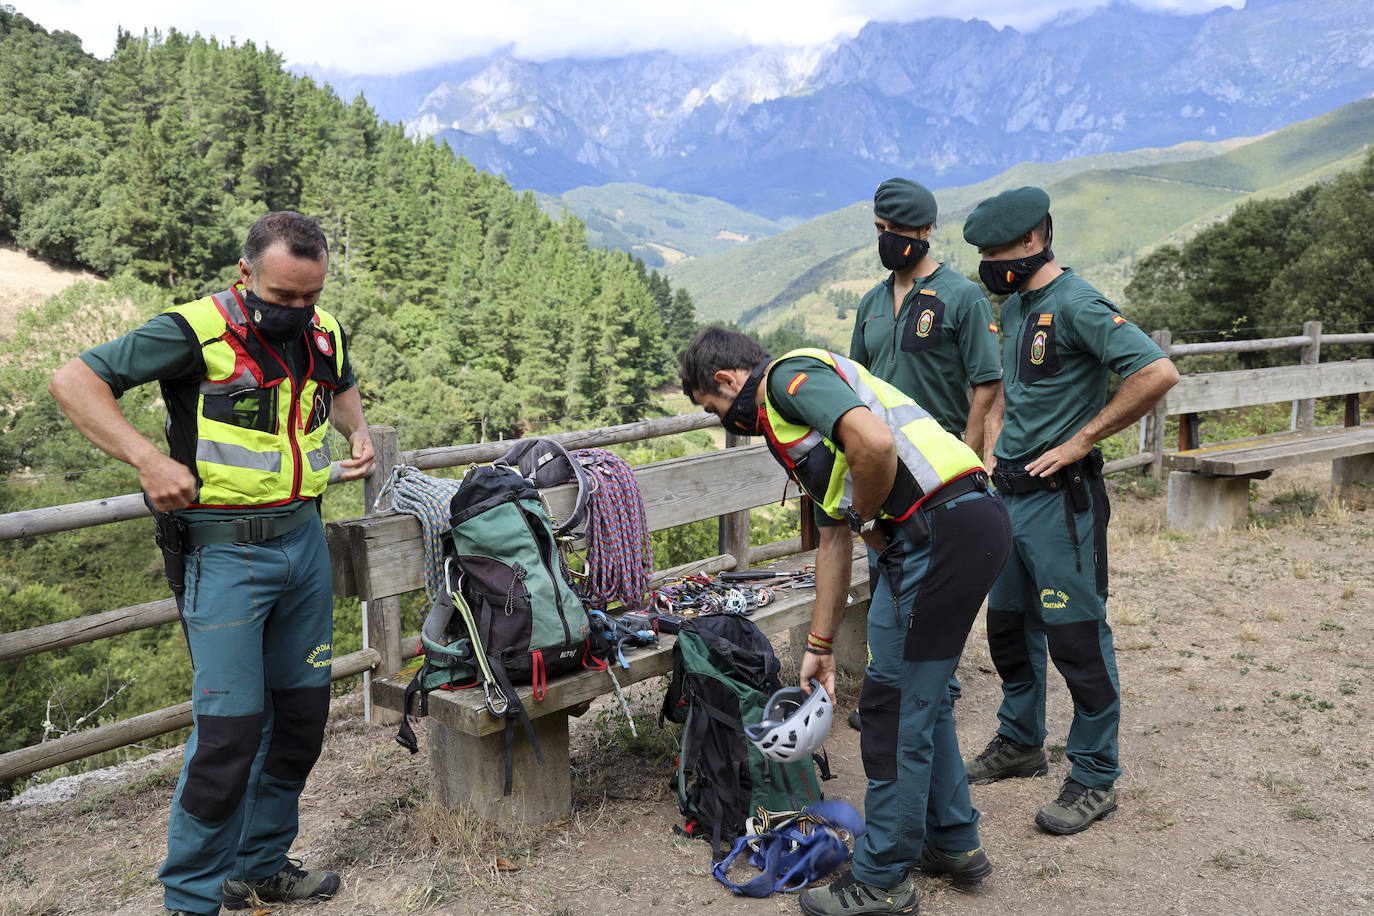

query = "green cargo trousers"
[
  {"left": 852, "top": 489, "right": 1011, "bottom": 888},
  {"left": 985, "top": 468, "right": 1121, "bottom": 790},
  {"left": 159, "top": 519, "right": 334, "bottom": 916}
]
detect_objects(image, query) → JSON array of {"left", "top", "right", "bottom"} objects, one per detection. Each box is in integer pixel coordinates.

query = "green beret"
[
  {"left": 962, "top": 186, "right": 1051, "bottom": 248},
  {"left": 874, "top": 178, "right": 937, "bottom": 228}
]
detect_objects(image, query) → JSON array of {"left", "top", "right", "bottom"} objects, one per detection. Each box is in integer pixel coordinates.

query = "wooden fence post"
[
  {"left": 1295, "top": 321, "right": 1321, "bottom": 432},
  {"left": 360, "top": 425, "right": 402, "bottom": 725},
  {"left": 1148, "top": 330, "right": 1172, "bottom": 478},
  {"left": 719, "top": 431, "right": 752, "bottom": 571}
]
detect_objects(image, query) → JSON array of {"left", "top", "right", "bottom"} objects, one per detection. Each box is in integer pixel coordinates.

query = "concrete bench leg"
[
  {"left": 1332, "top": 453, "right": 1374, "bottom": 500},
  {"left": 428, "top": 713, "right": 571, "bottom": 826},
  {"left": 1167, "top": 471, "right": 1250, "bottom": 531}
]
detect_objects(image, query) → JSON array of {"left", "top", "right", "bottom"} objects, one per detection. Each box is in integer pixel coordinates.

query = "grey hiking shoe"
[
  {"left": 916, "top": 842, "right": 993, "bottom": 887},
  {"left": 1034, "top": 778, "right": 1118, "bottom": 835},
  {"left": 222, "top": 858, "right": 340, "bottom": 909},
  {"left": 799, "top": 870, "right": 918, "bottom": 915},
  {"left": 963, "top": 734, "right": 1048, "bottom": 784}
]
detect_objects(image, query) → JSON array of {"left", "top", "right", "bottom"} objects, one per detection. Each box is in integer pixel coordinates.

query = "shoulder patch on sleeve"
[
  {"left": 787, "top": 372, "right": 808, "bottom": 395},
  {"left": 1112, "top": 314, "right": 1127, "bottom": 326},
  {"left": 989, "top": 321, "right": 999, "bottom": 333}
]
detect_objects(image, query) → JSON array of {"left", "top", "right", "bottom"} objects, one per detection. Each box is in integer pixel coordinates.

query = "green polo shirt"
[
  {"left": 996, "top": 269, "right": 1164, "bottom": 463},
  {"left": 765, "top": 354, "right": 864, "bottom": 526},
  {"left": 848, "top": 263, "right": 1002, "bottom": 436},
  {"left": 80, "top": 312, "right": 356, "bottom": 521}
]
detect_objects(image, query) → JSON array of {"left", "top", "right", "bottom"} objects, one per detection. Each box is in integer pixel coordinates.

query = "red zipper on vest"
[{"left": 232, "top": 287, "right": 316, "bottom": 500}]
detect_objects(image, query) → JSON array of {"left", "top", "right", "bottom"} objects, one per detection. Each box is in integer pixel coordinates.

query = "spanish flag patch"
[
  {"left": 1112, "top": 314, "right": 1127, "bottom": 326},
  {"left": 1037, "top": 313, "right": 1054, "bottom": 327},
  {"left": 988, "top": 322, "right": 998, "bottom": 333},
  {"left": 787, "top": 372, "right": 808, "bottom": 395}
]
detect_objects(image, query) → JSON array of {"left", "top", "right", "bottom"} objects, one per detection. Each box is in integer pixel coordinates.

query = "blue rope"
[
  {"left": 575, "top": 448, "right": 654, "bottom": 610},
  {"left": 374, "top": 465, "right": 463, "bottom": 603}
]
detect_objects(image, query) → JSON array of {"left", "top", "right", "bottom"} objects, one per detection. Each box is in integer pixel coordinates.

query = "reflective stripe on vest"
[
  {"left": 760, "top": 348, "right": 982, "bottom": 520},
  {"left": 165, "top": 288, "right": 344, "bottom": 507}
]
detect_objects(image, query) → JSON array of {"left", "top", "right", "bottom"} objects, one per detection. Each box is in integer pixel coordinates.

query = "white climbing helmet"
[{"left": 745, "top": 680, "right": 833, "bottom": 764}]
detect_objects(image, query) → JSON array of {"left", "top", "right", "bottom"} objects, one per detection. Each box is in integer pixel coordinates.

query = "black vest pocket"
[
  {"left": 901, "top": 293, "right": 945, "bottom": 353},
  {"left": 203, "top": 387, "right": 277, "bottom": 433},
  {"left": 1019, "top": 316, "right": 1061, "bottom": 383}
]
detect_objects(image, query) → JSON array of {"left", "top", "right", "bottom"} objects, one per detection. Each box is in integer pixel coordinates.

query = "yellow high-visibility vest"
[
  {"left": 163, "top": 286, "right": 345, "bottom": 508},
  {"left": 760, "top": 349, "right": 981, "bottom": 521}
]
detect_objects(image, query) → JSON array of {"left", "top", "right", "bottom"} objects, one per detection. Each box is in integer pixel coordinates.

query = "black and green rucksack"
[
  {"left": 661, "top": 614, "right": 830, "bottom": 861},
  {"left": 396, "top": 462, "right": 595, "bottom": 794}
]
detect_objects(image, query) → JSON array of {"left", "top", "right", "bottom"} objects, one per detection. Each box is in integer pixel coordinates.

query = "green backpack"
[
  {"left": 661, "top": 614, "right": 830, "bottom": 861},
  {"left": 396, "top": 463, "right": 594, "bottom": 795}
]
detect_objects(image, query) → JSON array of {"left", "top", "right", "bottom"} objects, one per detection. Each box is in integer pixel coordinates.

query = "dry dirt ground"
[
  {"left": 0, "top": 242, "right": 99, "bottom": 340},
  {"left": 4, "top": 465, "right": 1373, "bottom": 916}
]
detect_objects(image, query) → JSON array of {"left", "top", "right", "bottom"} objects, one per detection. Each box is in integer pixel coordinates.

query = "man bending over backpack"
[{"left": 681, "top": 327, "right": 1011, "bottom": 916}]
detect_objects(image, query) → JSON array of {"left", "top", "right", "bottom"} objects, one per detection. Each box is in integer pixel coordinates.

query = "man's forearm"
[
  {"left": 963, "top": 380, "right": 1000, "bottom": 458},
  {"left": 810, "top": 525, "right": 854, "bottom": 639},
  {"left": 49, "top": 358, "right": 162, "bottom": 469},
  {"left": 1075, "top": 357, "right": 1179, "bottom": 448}
]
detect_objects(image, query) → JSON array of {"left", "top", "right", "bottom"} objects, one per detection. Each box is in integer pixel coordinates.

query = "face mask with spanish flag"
[
  {"left": 978, "top": 247, "right": 1054, "bottom": 296},
  {"left": 877, "top": 231, "right": 929, "bottom": 272}
]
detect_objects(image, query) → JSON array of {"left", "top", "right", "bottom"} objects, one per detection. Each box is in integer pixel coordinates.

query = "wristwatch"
[{"left": 844, "top": 508, "right": 876, "bottom": 534}]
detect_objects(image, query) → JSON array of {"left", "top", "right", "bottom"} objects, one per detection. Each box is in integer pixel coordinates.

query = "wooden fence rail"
[{"left": 4, "top": 324, "right": 1371, "bottom": 782}]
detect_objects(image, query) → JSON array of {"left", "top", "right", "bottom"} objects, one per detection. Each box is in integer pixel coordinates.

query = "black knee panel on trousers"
[
  {"left": 1045, "top": 620, "right": 1117, "bottom": 713},
  {"left": 263, "top": 685, "right": 330, "bottom": 783},
  {"left": 858, "top": 679, "right": 900, "bottom": 781},
  {"left": 987, "top": 608, "right": 1035, "bottom": 684},
  {"left": 181, "top": 711, "right": 266, "bottom": 821}
]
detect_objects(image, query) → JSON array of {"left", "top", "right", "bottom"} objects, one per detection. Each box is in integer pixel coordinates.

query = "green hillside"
[
  {"left": 673, "top": 97, "right": 1374, "bottom": 342},
  {"left": 535, "top": 182, "right": 785, "bottom": 266}
]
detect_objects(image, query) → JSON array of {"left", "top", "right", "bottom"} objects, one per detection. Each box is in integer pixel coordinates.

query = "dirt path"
[
  {"left": 0, "top": 241, "right": 100, "bottom": 340},
  {"left": 4, "top": 466, "right": 1373, "bottom": 916}
]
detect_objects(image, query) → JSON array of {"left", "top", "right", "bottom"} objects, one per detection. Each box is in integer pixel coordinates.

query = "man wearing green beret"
[
  {"left": 960, "top": 186, "right": 1178, "bottom": 835},
  {"left": 852, "top": 177, "right": 1002, "bottom": 459}
]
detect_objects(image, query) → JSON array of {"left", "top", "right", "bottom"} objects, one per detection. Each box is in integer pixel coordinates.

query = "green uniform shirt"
[
  {"left": 996, "top": 268, "right": 1164, "bottom": 463},
  {"left": 80, "top": 313, "right": 357, "bottom": 521},
  {"left": 765, "top": 354, "right": 865, "bottom": 527},
  {"left": 849, "top": 263, "right": 1001, "bottom": 436}
]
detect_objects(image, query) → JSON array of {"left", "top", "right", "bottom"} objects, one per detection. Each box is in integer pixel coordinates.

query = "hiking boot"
[
  {"left": 1034, "top": 778, "right": 1118, "bottom": 835},
  {"left": 221, "top": 859, "right": 340, "bottom": 910},
  {"left": 848, "top": 709, "right": 862, "bottom": 732},
  {"left": 165, "top": 910, "right": 214, "bottom": 916},
  {"left": 963, "top": 734, "right": 1048, "bottom": 784},
  {"left": 916, "top": 843, "right": 993, "bottom": 887},
  {"left": 799, "top": 869, "right": 918, "bottom": 915}
]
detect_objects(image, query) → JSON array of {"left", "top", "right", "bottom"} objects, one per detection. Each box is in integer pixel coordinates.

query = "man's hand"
[
  {"left": 138, "top": 452, "right": 198, "bottom": 512},
  {"left": 799, "top": 648, "right": 836, "bottom": 700},
  {"left": 1025, "top": 432, "right": 1091, "bottom": 478},
  {"left": 337, "top": 428, "right": 375, "bottom": 481}
]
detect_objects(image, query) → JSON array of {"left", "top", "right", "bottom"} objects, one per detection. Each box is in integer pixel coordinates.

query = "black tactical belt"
[
  {"left": 185, "top": 499, "right": 318, "bottom": 548},
  {"left": 920, "top": 470, "right": 991, "bottom": 511}
]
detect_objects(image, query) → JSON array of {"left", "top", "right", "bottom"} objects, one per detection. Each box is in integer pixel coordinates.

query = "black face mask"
[
  {"left": 878, "top": 231, "right": 929, "bottom": 272},
  {"left": 721, "top": 361, "right": 769, "bottom": 437},
  {"left": 244, "top": 290, "right": 316, "bottom": 344},
  {"left": 979, "top": 247, "right": 1054, "bottom": 296}
]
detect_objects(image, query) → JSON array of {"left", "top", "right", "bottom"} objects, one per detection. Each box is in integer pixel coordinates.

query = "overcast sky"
[{"left": 28, "top": 0, "right": 1242, "bottom": 75}]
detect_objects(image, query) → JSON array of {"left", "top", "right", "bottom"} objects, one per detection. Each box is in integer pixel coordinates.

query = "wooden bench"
[
  {"left": 1159, "top": 359, "right": 1374, "bottom": 530},
  {"left": 327, "top": 443, "right": 873, "bottom": 825}
]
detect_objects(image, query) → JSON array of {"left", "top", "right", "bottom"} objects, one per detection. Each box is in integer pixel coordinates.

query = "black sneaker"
[
  {"left": 1034, "top": 778, "right": 1118, "bottom": 835},
  {"left": 799, "top": 869, "right": 918, "bottom": 915},
  {"left": 963, "top": 734, "right": 1048, "bottom": 784},
  {"left": 916, "top": 842, "right": 993, "bottom": 887},
  {"left": 222, "top": 859, "right": 340, "bottom": 910}
]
